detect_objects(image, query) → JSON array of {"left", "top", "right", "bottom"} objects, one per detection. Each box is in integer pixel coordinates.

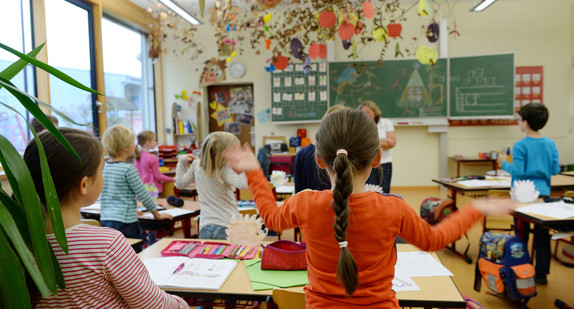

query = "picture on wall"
[
  {"left": 229, "top": 86, "right": 254, "bottom": 115},
  {"left": 237, "top": 113, "right": 253, "bottom": 125},
  {"left": 225, "top": 122, "right": 241, "bottom": 134}
]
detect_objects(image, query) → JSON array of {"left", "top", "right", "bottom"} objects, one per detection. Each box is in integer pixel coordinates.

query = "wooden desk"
[
  {"left": 433, "top": 175, "right": 574, "bottom": 206},
  {"left": 127, "top": 238, "right": 144, "bottom": 248},
  {"left": 139, "top": 238, "right": 466, "bottom": 308},
  {"left": 561, "top": 171, "right": 574, "bottom": 177},
  {"left": 81, "top": 198, "right": 200, "bottom": 238},
  {"left": 448, "top": 156, "right": 497, "bottom": 177}
]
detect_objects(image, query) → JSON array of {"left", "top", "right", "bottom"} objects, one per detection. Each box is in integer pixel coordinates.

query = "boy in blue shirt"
[{"left": 497, "top": 103, "right": 560, "bottom": 284}]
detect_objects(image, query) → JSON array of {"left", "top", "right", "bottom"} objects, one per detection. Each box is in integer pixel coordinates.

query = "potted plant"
[{"left": 0, "top": 41, "right": 102, "bottom": 308}]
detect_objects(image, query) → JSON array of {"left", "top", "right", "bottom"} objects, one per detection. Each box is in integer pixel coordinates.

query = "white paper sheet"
[
  {"left": 141, "top": 208, "right": 195, "bottom": 218},
  {"left": 457, "top": 179, "right": 511, "bottom": 188},
  {"left": 516, "top": 201, "right": 574, "bottom": 219},
  {"left": 396, "top": 251, "right": 454, "bottom": 277},
  {"left": 392, "top": 267, "right": 420, "bottom": 291}
]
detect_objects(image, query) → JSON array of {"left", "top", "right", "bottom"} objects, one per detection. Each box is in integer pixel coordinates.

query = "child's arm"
[
  {"left": 222, "top": 166, "right": 248, "bottom": 190},
  {"left": 500, "top": 144, "right": 526, "bottom": 178},
  {"left": 552, "top": 143, "right": 560, "bottom": 175},
  {"left": 104, "top": 234, "right": 188, "bottom": 308},
  {"left": 126, "top": 166, "right": 173, "bottom": 220},
  {"left": 174, "top": 154, "right": 196, "bottom": 189},
  {"left": 148, "top": 153, "right": 174, "bottom": 183}
]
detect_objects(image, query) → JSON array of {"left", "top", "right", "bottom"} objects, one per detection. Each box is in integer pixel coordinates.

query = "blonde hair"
[
  {"left": 102, "top": 124, "right": 135, "bottom": 157},
  {"left": 322, "top": 104, "right": 350, "bottom": 121},
  {"left": 135, "top": 130, "right": 156, "bottom": 160},
  {"left": 199, "top": 132, "right": 239, "bottom": 183},
  {"left": 357, "top": 100, "right": 382, "bottom": 123}
]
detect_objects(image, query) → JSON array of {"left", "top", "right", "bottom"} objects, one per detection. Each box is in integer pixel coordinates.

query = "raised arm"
[{"left": 174, "top": 154, "right": 196, "bottom": 189}]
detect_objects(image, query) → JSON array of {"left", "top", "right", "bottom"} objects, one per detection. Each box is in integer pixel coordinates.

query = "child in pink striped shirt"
[{"left": 24, "top": 128, "right": 187, "bottom": 308}]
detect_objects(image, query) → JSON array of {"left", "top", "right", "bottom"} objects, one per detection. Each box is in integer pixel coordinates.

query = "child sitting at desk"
[
  {"left": 175, "top": 131, "right": 248, "bottom": 240},
  {"left": 134, "top": 130, "right": 174, "bottom": 198},
  {"left": 497, "top": 102, "right": 560, "bottom": 285},
  {"left": 25, "top": 128, "right": 187, "bottom": 308},
  {"left": 224, "top": 109, "right": 514, "bottom": 308},
  {"left": 100, "top": 124, "right": 172, "bottom": 252}
]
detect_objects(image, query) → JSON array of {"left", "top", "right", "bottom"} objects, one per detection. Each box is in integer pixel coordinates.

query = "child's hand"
[
  {"left": 472, "top": 197, "right": 516, "bottom": 215},
  {"left": 497, "top": 153, "right": 507, "bottom": 165},
  {"left": 223, "top": 143, "right": 260, "bottom": 173},
  {"left": 155, "top": 213, "right": 173, "bottom": 221}
]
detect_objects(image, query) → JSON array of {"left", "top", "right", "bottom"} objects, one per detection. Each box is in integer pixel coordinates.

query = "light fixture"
[
  {"left": 158, "top": 0, "right": 201, "bottom": 25},
  {"left": 470, "top": 0, "right": 497, "bottom": 12}
]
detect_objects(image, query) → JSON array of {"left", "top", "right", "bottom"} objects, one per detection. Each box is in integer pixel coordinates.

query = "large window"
[
  {"left": 102, "top": 17, "right": 156, "bottom": 136},
  {"left": 45, "top": 0, "right": 98, "bottom": 132},
  {"left": 0, "top": 0, "right": 35, "bottom": 153}
]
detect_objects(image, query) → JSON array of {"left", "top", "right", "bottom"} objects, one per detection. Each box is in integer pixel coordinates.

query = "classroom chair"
[
  {"left": 483, "top": 189, "right": 514, "bottom": 233},
  {"left": 552, "top": 191, "right": 574, "bottom": 267},
  {"left": 269, "top": 289, "right": 305, "bottom": 309}
]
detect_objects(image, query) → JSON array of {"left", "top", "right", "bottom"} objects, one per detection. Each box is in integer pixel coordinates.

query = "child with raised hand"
[
  {"left": 134, "top": 130, "right": 174, "bottom": 197},
  {"left": 175, "top": 131, "right": 248, "bottom": 240},
  {"left": 25, "top": 128, "right": 187, "bottom": 308},
  {"left": 100, "top": 124, "right": 172, "bottom": 251},
  {"left": 497, "top": 103, "right": 560, "bottom": 285},
  {"left": 224, "top": 109, "right": 514, "bottom": 308}
]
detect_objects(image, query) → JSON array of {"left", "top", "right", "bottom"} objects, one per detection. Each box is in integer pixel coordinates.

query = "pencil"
[{"left": 238, "top": 246, "right": 250, "bottom": 258}]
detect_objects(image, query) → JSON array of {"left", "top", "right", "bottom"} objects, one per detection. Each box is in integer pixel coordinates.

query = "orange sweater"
[{"left": 247, "top": 169, "right": 482, "bottom": 308}]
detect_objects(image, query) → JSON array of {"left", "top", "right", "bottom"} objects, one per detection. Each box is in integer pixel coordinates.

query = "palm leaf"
[
  {"left": 0, "top": 44, "right": 43, "bottom": 89},
  {"left": 0, "top": 42, "right": 102, "bottom": 96},
  {"left": 0, "top": 228, "right": 33, "bottom": 308},
  {"left": 0, "top": 135, "right": 58, "bottom": 294}
]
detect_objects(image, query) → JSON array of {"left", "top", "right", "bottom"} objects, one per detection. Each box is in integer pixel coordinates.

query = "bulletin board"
[
  {"left": 270, "top": 62, "right": 329, "bottom": 123},
  {"left": 328, "top": 59, "right": 448, "bottom": 120}
]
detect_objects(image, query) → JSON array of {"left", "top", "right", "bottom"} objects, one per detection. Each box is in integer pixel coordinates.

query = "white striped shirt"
[
  {"left": 35, "top": 224, "right": 187, "bottom": 309},
  {"left": 101, "top": 161, "right": 157, "bottom": 223}
]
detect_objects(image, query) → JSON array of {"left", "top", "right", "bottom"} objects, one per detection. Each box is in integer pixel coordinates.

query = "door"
[{"left": 207, "top": 84, "right": 254, "bottom": 150}]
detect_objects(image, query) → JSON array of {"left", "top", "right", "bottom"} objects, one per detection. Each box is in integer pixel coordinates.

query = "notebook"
[{"left": 143, "top": 257, "right": 237, "bottom": 290}]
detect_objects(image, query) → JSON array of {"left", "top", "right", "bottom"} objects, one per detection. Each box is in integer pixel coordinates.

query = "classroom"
[{"left": 1, "top": 0, "right": 574, "bottom": 308}]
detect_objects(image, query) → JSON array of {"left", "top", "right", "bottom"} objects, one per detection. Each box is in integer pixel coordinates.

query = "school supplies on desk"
[
  {"left": 162, "top": 240, "right": 257, "bottom": 260},
  {"left": 143, "top": 256, "right": 237, "bottom": 290}
]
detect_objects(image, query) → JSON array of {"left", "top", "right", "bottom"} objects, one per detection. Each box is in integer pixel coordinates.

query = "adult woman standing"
[{"left": 359, "top": 100, "right": 396, "bottom": 193}]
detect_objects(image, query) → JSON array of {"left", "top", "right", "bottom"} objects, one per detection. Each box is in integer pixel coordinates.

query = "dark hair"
[
  {"left": 23, "top": 127, "right": 103, "bottom": 204},
  {"left": 518, "top": 103, "right": 548, "bottom": 131},
  {"left": 31, "top": 114, "right": 59, "bottom": 133},
  {"left": 315, "top": 109, "right": 380, "bottom": 295}
]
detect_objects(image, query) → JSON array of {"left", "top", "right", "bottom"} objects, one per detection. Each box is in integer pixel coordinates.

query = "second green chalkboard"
[{"left": 329, "top": 59, "right": 448, "bottom": 118}]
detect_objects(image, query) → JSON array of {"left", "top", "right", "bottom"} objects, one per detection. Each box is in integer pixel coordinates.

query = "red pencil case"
[{"left": 161, "top": 240, "right": 257, "bottom": 260}]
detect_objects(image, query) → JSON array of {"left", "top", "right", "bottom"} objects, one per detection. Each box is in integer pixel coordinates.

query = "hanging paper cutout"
[
  {"left": 290, "top": 38, "right": 305, "bottom": 59},
  {"left": 199, "top": 57, "right": 227, "bottom": 87},
  {"left": 309, "top": 43, "right": 327, "bottom": 59},
  {"left": 372, "top": 26, "right": 388, "bottom": 42},
  {"left": 262, "top": 0, "right": 283, "bottom": 9},
  {"left": 418, "top": 0, "right": 429, "bottom": 16},
  {"left": 319, "top": 10, "right": 336, "bottom": 28},
  {"left": 273, "top": 55, "right": 290, "bottom": 70},
  {"left": 175, "top": 90, "right": 189, "bottom": 100},
  {"left": 388, "top": 23, "right": 402, "bottom": 38},
  {"left": 363, "top": 1, "right": 375, "bottom": 19},
  {"left": 427, "top": 22, "right": 439, "bottom": 42},
  {"left": 199, "top": 0, "right": 205, "bottom": 17},
  {"left": 338, "top": 23, "right": 355, "bottom": 41},
  {"left": 416, "top": 46, "right": 438, "bottom": 65}
]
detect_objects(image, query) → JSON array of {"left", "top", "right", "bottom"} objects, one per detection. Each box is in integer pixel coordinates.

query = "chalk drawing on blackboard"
[
  {"left": 334, "top": 66, "right": 372, "bottom": 107},
  {"left": 398, "top": 66, "right": 433, "bottom": 116},
  {"left": 453, "top": 68, "right": 506, "bottom": 114}
]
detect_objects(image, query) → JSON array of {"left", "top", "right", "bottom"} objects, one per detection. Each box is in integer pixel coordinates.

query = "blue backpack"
[{"left": 474, "top": 232, "right": 536, "bottom": 308}]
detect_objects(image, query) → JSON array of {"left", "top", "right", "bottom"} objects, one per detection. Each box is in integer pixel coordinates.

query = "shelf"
[{"left": 175, "top": 133, "right": 197, "bottom": 136}]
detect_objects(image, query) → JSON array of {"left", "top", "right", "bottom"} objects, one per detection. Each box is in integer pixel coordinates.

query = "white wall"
[{"left": 160, "top": 0, "right": 574, "bottom": 187}]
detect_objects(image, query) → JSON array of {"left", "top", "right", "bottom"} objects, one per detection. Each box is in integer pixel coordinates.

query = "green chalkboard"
[
  {"left": 449, "top": 54, "right": 514, "bottom": 117},
  {"left": 328, "top": 59, "right": 448, "bottom": 118},
  {"left": 270, "top": 63, "right": 329, "bottom": 123}
]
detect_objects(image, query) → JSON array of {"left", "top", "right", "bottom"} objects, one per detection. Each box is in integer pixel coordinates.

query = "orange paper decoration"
[
  {"left": 273, "top": 55, "right": 290, "bottom": 70},
  {"left": 319, "top": 11, "right": 336, "bottom": 28},
  {"left": 362, "top": 1, "right": 374, "bottom": 19},
  {"left": 338, "top": 23, "right": 355, "bottom": 41},
  {"left": 309, "top": 43, "right": 327, "bottom": 59},
  {"left": 300, "top": 137, "right": 311, "bottom": 147}
]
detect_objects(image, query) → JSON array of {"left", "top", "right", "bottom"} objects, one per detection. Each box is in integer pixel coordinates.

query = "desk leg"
[
  {"left": 182, "top": 218, "right": 192, "bottom": 238},
  {"left": 457, "top": 162, "right": 461, "bottom": 178}
]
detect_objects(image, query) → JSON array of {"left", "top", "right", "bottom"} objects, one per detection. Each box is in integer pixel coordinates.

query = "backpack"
[
  {"left": 473, "top": 231, "right": 536, "bottom": 307},
  {"left": 420, "top": 197, "right": 457, "bottom": 225}
]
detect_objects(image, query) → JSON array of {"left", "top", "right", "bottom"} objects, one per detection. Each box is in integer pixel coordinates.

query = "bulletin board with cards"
[{"left": 270, "top": 62, "right": 329, "bottom": 123}]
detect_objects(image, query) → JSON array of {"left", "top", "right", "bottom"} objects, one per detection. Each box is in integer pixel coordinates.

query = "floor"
[{"left": 168, "top": 187, "right": 574, "bottom": 308}]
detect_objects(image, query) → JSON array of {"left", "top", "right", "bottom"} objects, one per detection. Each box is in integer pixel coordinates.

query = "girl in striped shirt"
[{"left": 24, "top": 128, "right": 187, "bottom": 308}]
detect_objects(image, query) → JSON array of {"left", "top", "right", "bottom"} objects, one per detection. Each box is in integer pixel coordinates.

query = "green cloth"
[{"left": 244, "top": 259, "right": 309, "bottom": 291}]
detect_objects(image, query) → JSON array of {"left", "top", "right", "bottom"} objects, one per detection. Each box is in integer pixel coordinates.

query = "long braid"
[{"left": 332, "top": 152, "right": 358, "bottom": 295}]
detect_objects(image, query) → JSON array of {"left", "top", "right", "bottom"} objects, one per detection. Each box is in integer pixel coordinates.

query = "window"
[
  {"left": 44, "top": 0, "right": 98, "bottom": 132},
  {"left": 0, "top": 0, "right": 34, "bottom": 153},
  {"left": 102, "top": 17, "right": 156, "bottom": 136}
]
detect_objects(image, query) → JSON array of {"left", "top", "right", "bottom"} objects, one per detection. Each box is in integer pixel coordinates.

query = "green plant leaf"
[
  {"left": 0, "top": 135, "right": 58, "bottom": 294},
  {"left": 0, "top": 103, "right": 68, "bottom": 253},
  {"left": 0, "top": 78, "right": 81, "bottom": 163},
  {"left": 0, "top": 81, "right": 89, "bottom": 127},
  {"left": 49, "top": 242, "right": 66, "bottom": 290},
  {"left": 0, "top": 196, "right": 51, "bottom": 298},
  {"left": 0, "top": 42, "right": 102, "bottom": 96},
  {"left": 0, "top": 228, "right": 33, "bottom": 309},
  {"left": 0, "top": 44, "right": 43, "bottom": 89},
  {"left": 0, "top": 188, "right": 30, "bottom": 244}
]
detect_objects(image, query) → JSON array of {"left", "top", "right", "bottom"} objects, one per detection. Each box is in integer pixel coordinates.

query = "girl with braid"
[{"left": 223, "top": 109, "right": 514, "bottom": 308}]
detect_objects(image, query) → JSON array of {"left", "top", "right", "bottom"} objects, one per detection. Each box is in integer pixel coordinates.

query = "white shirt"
[{"left": 377, "top": 118, "right": 395, "bottom": 164}]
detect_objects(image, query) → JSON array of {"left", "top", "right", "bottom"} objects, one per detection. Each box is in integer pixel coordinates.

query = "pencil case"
[
  {"left": 161, "top": 240, "right": 257, "bottom": 260},
  {"left": 261, "top": 240, "right": 307, "bottom": 270}
]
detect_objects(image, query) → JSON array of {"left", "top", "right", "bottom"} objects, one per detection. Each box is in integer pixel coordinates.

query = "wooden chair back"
[
  {"left": 272, "top": 289, "right": 305, "bottom": 309},
  {"left": 482, "top": 189, "right": 513, "bottom": 233}
]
